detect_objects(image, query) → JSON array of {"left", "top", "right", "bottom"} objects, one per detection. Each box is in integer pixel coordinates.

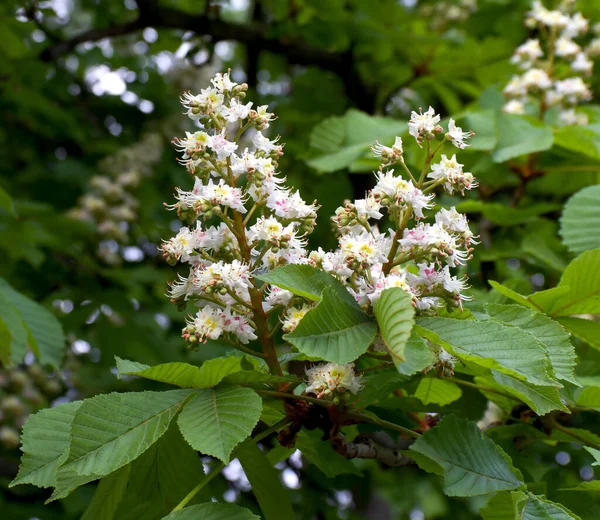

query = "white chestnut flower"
[{"left": 305, "top": 362, "right": 363, "bottom": 398}]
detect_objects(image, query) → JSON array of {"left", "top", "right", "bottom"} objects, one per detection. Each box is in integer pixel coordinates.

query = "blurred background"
[{"left": 1, "top": 0, "right": 600, "bottom": 518}]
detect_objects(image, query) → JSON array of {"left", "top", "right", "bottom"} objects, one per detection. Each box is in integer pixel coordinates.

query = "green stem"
[
  {"left": 353, "top": 412, "right": 421, "bottom": 439},
  {"left": 549, "top": 418, "right": 600, "bottom": 451},
  {"left": 258, "top": 390, "right": 333, "bottom": 407},
  {"left": 398, "top": 158, "right": 417, "bottom": 184},
  {"left": 451, "top": 378, "right": 520, "bottom": 401},
  {"left": 171, "top": 417, "right": 292, "bottom": 512}
]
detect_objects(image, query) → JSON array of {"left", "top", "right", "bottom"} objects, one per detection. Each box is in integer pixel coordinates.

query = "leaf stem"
[
  {"left": 353, "top": 412, "right": 421, "bottom": 439},
  {"left": 548, "top": 418, "right": 600, "bottom": 451}
]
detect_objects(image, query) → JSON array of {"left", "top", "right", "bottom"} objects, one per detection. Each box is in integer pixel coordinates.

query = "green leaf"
[
  {"left": 483, "top": 304, "right": 577, "bottom": 386},
  {"left": 0, "top": 184, "right": 15, "bottom": 216},
  {"left": 284, "top": 286, "right": 377, "bottom": 363},
  {"left": 490, "top": 371, "right": 568, "bottom": 415},
  {"left": 257, "top": 263, "right": 355, "bottom": 305},
  {"left": 59, "top": 390, "right": 193, "bottom": 479},
  {"left": 455, "top": 200, "right": 561, "bottom": 226},
  {"left": 374, "top": 288, "right": 415, "bottom": 364},
  {"left": 554, "top": 124, "right": 600, "bottom": 160},
  {"left": 557, "top": 317, "right": 600, "bottom": 350},
  {"left": 116, "top": 356, "right": 248, "bottom": 388},
  {"left": 585, "top": 446, "right": 600, "bottom": 466},
  {"left": 492, "top": 112, "right": 553, "bottom": 163},
  {"left": 521, "top": 495, "right": 581, "bottom": 520},
  {"left": 236, "top": 443, "right": 295, "bottom": 520},
  {"left": 0, "top": 279, "right": 65, "bottom": 367},
  {"left": 464, "top": 110, "right": 498, "bottom": 150},
  {"left": 115, "top": 422, "right": 207, "bottom": 516},
  {"left": 177, "top": 387, "right": 262, "bottom": 463},
  {"left": 307, "top": 109, "right": 406, "bottom": 173},
  {"left": 416, "top": 318, "right": 556, "bottom": 387},
  {"left": 488, "top": 280, "right": 538, "bottom": 310},
  {"left": 10, "top": 401, "right": 82, "bottom": 488},
  {"left": 480, "top": 491, "right": 527, "bottom": 520},
  {"left": 560, "top": 185, "right": 600, "bottom": 254},
  {"left": 396, "top": 334, "right": 435, "bottom": 376},
  {"left": 161, "top": 503, "right": 260, "bottom": 520},
  {"left": 81, "top": 466, "right": 130, "bottom": 520},
  {"left": 559, "top": 481, "right": 600, "bottom": 492},
  {"left": 529, "top": 249, "right": 600, "bottom": 317},
  {"left": 414, "top": 376, "right": 462, "bottom": 406},
  {"left": 296, "top": 428, "right": 361, "bottom": 477},
  {"left": 409, "top": 415, "right": 524, "bottom": 496}
]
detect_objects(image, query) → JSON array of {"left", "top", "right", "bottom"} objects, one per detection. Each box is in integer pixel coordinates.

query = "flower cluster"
[
  {"left": 419, "top": 0, "right": 477, "bottom": 31},
  {"left": 164, "top": 72, "right": 477, "bottom": 390},
  {"left": 70, "top": 133, "right": 163, "bottom": 263},
  {"left": 503, "top": 0, "right": 598, "bottom": 125},
  {"left": 305, "top": 363, "right": 363, "bottom": 398}
]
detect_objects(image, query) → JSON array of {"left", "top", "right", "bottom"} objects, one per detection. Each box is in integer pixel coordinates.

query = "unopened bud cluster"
[
  {"left": 0, "top": 364, "right": 65, "bottom": 451},
  {"left": 504, "top": 0, "right": 599, "bottom": 125},
  {"left": 70, "top": 133, "right": 162, "bottom": 264},
  {"left": 163, "top": 73, "right": 478, "bottom": 387}
]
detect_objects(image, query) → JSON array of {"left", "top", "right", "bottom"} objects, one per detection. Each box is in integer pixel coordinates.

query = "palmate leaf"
[
  {"left": 491, "top": 112, "right": 553, "bottom": 163},
  {"left": 528, "top": 249, "right": 600, "bottom": 317},
  {"left": 257, "top": 263, "right": 355, "bottom": 306},
  {"left": 409, "top": 415, "right": 524, "bottom": 497},
  {"left": 560, "top": 185, "right": 600, "bottom": 254},
  {"left": 0, "top": 289, "right": 28, "bottom": 365},
  {"left": 161, "top": 503, "right": 260, "bottom": 520},
  {"left": 285, "top": 286, "right": 377, "bottom": 363},
  {"left": 177, "top": 386, "right": 262, "bottom": 463},
  {"left": 416, "top": 317, "right": 557, "bottom": 387},
  {"left": 59, "top": 390, "right": 193, "bottom": 480},
  {"left": 0, "top": 278, "right": 65, "bottom": 367},
  {"left": 482, "top": 303, "right": 578, "bottom": 386},
  {"left": 236, "top": 442, "right": 295, "bottom": 520},
  {"left": 10, "top": 400, "right": 82, "bottom": 489},
  {"left": 488, "top": 280, "right": 539, "bottom": 310},
  {"left": 480, "top": 491, "right": 527, "bottom": 520},
  {"left": 396, "top": 334, "right": 435, "bottom": 376},
  {"left": 374, "top": 287, "right": 415, "bottom": 364},
  {"left": 585, "top": 446, "right": 600, "bottom": 466}
]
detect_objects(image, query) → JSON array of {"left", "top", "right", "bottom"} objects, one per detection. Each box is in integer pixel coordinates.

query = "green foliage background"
[{"left": 1, "top": 0, "right": 600, "bottom": 518}]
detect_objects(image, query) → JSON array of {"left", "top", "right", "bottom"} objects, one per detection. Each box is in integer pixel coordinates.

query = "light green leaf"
[
  {"left": 488, "top": 280, "right": 539, "bottom": 310},
  {"left": 59, "top": 390, "right": 193, "bottom": 478},
  {"left": 520, "top": 495, "right": 581, "bottom": 520},
  {"left": 414, "top": 377, "right": 462, "bottom": 406},
  {"left": 416, "top": 318, "right": 556, "bottom": 387},
  {"left": 10, "top": 400, "right": 82, "bottom": 488},
  {"left": 374, "top": 288, "right": 415, "bottom": 364},
  {"left": 557, "top": 317, "right": 600, "bottom": 350},
  {"left": 161, "top": 503, "right": 260, "bottom": 520},
  {"left": 307, "top": 109, "right": 406, "bottom": 173},
  {"left": 177, "top": 387, "right": 262, "bottom": 463},
  {"left": 559, "top": 481, "right": 600, "bottom": 492},
  {"left": 116, "top": 356, "right": 248, "bottom": 388},
  {"left": 464, "top": 110, "right": 498, "bottom": 150},
  {"left": 554, "top": 124, "right": 600, "bottom": 160},
  {"left": 285, "top": 286, "right": 377, "bottom": 363},
  {"left": 492, "top": 112, "right": 553, "bottom": 163},
  {"left": 0, "top": 279, "right": 65, "bottom": 367},
  {"left": 409, "top": 415, "right": 524, "bottom": 496},
  {"left": 257, "top": 263, "right": 355, "bottom": 305},
  {"left": 81, "top": 466, "right": 130, "bottom": 520},
  {"left": 529, "top": 249, "right": 600, "bottom": 317},
  {"left": 456, "top": 200, "right": 561, "bottom": 226},
  {"left": 237, "top": 443, "right": 295, "bottom": 520},
  {"left": 396, "top": 334, "right": 435, "bottom": 376},
  {"left": 483, "top": 304, "right": 577, "bottom": 386},
  {"left": 560, "top": 185, "right": 600, "bottom": 254},
  {"left": 586, "top": 446, "right": 600, "bottom": 466}
]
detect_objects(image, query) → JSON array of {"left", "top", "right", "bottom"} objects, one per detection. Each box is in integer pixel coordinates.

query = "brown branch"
[
  {"left": 331, "top": 433, "right": 416, "bottom": 467},
  {"left": 39, "top": 3, "right": 375, "bottom": 110}
]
